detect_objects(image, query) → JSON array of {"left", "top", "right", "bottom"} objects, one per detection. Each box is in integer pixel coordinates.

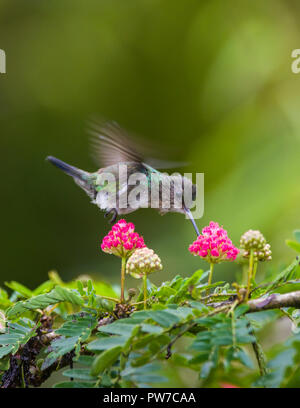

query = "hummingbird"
[{"left": 47, "top": 121, "right": 200, "bottom": 236}]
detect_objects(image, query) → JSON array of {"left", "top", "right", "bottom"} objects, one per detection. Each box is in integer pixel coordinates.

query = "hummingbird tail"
[{"left": 46, "top": 156, "right": 86, "bottom": 180}]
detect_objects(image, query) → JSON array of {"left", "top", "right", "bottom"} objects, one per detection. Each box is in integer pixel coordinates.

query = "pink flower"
[
  {"left": 101, "top": 219, "right": 146, "bottom": 258},
  {"left": 220, "top": 382, "right": 240, "bottom": 388},
  {"left": 189, "top": 221, "right": 239, "bottom": 263}
]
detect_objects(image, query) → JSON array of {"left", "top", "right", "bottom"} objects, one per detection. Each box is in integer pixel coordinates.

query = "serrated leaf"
[
  {"left": 56, "top": 314, "right": 97, "bottom": 338},
  {"left": 54, "top": 287, "right": 83, "bottom": 305},
  {"left": 6, "top": 287, "right": 83, "bottom": 318}
]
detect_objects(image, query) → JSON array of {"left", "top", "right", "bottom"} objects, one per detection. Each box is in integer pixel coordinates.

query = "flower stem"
[
  {"left": 207, "top": 263, "right": 214, "bottom": 296},
  {"left": 100, "top": 296, "right": 120, "bottom": 303},
  {"left": 143, "top": 274, "right": 147, "bottom": 309},
  {"left": 121, "top": 257, "right": 126, "bottom": 303},
  {"left": 246, "top": 249, "right": 254, "bottom": 300},
  {"left": 252, "top": 261, "right": 258, "bottom": 282}
]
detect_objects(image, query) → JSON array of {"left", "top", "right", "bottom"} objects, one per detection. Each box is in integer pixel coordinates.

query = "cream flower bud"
[
  {"left": 240, "top": 229, "right": 272, "bottom": 262},
  {"left": 126, "top": 247, "right": 163, "bottom": 279}
]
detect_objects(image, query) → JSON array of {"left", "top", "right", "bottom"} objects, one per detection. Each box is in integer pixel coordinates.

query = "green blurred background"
[{"left": 1, "top": 0, "right": 300, "bottom": 291}]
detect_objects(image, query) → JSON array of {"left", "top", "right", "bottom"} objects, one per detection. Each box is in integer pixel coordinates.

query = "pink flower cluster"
[
  {"left": 189, "top": 221, "right": 239, "bottom": 263},
  {"left": 101, "top": 219, "right": 146, "bottom": 258}
]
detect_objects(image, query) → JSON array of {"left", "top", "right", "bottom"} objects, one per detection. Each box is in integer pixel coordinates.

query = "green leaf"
[
  {"left": 234, "top": 305, "right": 249, "bottom": 318},
  {"left": 87, "top": 280, "right": 93, "bottom": 293},
  {"left": 246, "top": 310, "right": 279, "bottom": 331},
  {"left": 147, "top": 310, "right": 180, "bottom": 327},
  {"left": 189, "top": 301, "right": 209, "bottom": 313},
  {"left": 200, "top": 361, "right": 214, "bottom": 379},
  {"left": 87, "top": 336, "right": 128, "bottom": 351},
  {"left": 90, "top": 346, "right": 122, "bottom": 376},
  {"left": 155, "top": 286, "right": 177, "bottom": 299},
  {"left": 140, "top": 323, "right": 163, "bottom": 334},
  {"left": 235, "top": 348, "right": 254, "bottom": 369},
  {"left": 0, "top": 356, "right": 10, "bottom": 371},
  {"left": 131, "top": 353, "right": 152, "bottom": 367},
  {"left": 130, "top": 374, "right": 167, "bottom": 384},
  {"left": 286, "top": 240, "right": 300, "bottom": 253},
  {"left": 42, "top": 337, "right": 78, "bottom": 370},
  {"left": 42, "top": 314, "right": 97, "bottom": 369},
  {"left": 54, "top": 286, "right": 83, "bottom": 305},
  {"left": 54, "top": 381, "right": 95, "bottom": 388},
  {"left": 76, "top": 355, "right": 94, "bottom": 366},
  {"left": 6, "top": 286, "right": 83, "bottom": 318},
  {"left": 32, "top": 280, "right": 55, "bottom": 296},
  {"left": 132, "top": 334, "right": 157, "bottom": 350},
  {"left": 56, "top": 313, "right": 97, "bottom": 338},
  {"left": 0, "top": 319, "right": 36, "bottom": 358},
  {"left": 63, "top": 368, "right": 96, "bottom": 381},
  {"left": 166, "top": 269, "right": 204, "bottom": 303},
  {"left": 212, "top": 335, "right": 233, "bottom": 346},
  {"left": 294, "top": 230, "right": 300, "bottom": 243},
  {"left": 5, "top": 281, "right": 33, "bottom": 298},
  {"left": 0, "top": 344, "right": 14, "bottom": 359},
  {"left": 254, "top": 348, "right": 296, "bottom": 388},
  {"left": 121, "top": 362, "right": 161, "bottom": 377},
  {"left": 98, "top": 322, "right": 137, "bottom": 336},
  {"left": 48, "top": 271, "right": 64, "bottom": 285},
  {"left": 189, "top": 352, "right": 210, "bottom": 365},
  {"left": 266, "top": 258, "right": 300, "bottom": 291},
  {"left": 0, "top": 288, "right": 12, "bottom": 309},
  {"left": 76, "top": 281, "right": 85, "bottom": 296},
  {"left": 92, "top": 281, "right": 118, "bottom": 298}
]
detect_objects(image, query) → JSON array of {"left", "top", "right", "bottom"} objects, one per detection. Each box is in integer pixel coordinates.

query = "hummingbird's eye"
[{"left": 192, "top": 185, "right": 197, "bottom": 201}]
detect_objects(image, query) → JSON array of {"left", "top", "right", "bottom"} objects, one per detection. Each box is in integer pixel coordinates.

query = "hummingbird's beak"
[{"left": 184, "top": 207, "right": 200, "bottom": 237}]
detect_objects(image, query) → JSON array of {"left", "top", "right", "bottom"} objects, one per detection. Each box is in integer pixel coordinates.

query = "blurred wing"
[
  {"left": 88, "top": 120, "right": 189, "bottom": 169},
  {"left": 88, "top": 121, "right": 143, "bottom": 167},
  {"left": 146, "top": 157, "right": 189, "bottom": 170}
]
